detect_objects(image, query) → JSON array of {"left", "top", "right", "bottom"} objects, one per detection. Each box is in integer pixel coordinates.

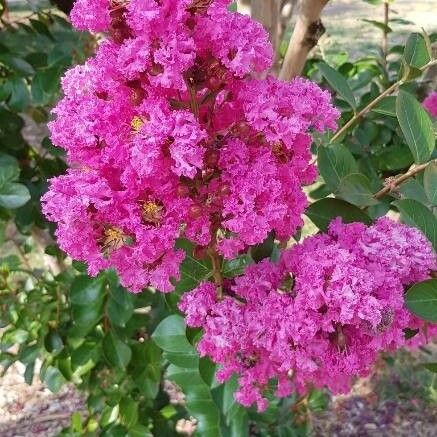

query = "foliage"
[{"left": 0, "top": 2, "right": 436, "bottom": 436}]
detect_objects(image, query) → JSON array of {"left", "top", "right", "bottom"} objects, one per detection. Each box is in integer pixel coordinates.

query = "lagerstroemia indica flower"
[
  {"left": 423, "top": 91, "right": 437, "bottom": 117},
  {"left": 179, "top": 218, "right": 437, "bottom": 411},
  {"left": 42, "top": 0, "right": 436, "bottom": 411},
  {"left": 42, "top": 0, "right": 339, "bottom": 291}
]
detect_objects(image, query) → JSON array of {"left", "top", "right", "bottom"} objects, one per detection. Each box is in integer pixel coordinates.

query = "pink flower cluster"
[
  {"left": 179, "top": 218, "right": 437, "bottom": 411},
  {"left": 423, "top": 91, "right": 437, "bottom": 118},
  {"left": 42, "top": 0, "right": 338, "bottom": 292}
]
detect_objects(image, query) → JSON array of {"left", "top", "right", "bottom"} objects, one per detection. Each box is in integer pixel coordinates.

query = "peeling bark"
[{"left": 279, "top": 0, "right": 329, "bottom": 80}]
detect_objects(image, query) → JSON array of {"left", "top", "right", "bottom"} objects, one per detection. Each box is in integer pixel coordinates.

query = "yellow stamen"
[
  {"left": 99, "top": 227, "right": 127, "bottom": 254},
  {"left": 142, "top": 201, "right": 164, "bottom": 225},
  {"left": 131, "top": 116, "right": 144, "bottom": 133}
]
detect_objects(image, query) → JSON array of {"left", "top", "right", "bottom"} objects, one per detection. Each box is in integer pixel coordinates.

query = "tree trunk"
[
  {"left": 251, "top": 0, "right": 282, "bottom": 71},
  {"left": 279, "top": 0, "right": 329, "bottom": 80}
]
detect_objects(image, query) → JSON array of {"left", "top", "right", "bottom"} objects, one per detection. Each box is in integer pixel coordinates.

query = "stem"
[
  {"left": 208, "top": 246, "right": 223, "bottom": 299},
  {"left": 374, "top": 160, "right": 435, "bottom": 200},
  {"left": 382, "top": 2, "right": 389, "bottom": 67},
  {"left": 330, "top": 59, "right": 437, "bottom": 144}
]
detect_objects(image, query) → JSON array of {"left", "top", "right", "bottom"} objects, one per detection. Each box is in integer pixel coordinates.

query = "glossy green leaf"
[
  {"left": 152, "top": 315, "right": 199, "bottom": 368},
  {"left": 7, "top": 77, "right": 31, "bottom": 112},
  {"left": 42, "top": 365, "right": 66, "bottom": 393},
  {"left": 399, "top": 179, "right": 429, "bottom": 205},
  {"left": 317, "top": 62, "right": 356, "bottom": 110},
  {"left": 361, "top": 19, "right": 392, "bottom": 34},
  {"left": 305, "top": 198, "right": 372, "bottom": 231},
  {"left": 119, "top": 398, "right": 139, "bottom": 428},
  {"left": 0, "top": 154, "right": 20, "bottom": 186},
  {"left": 405, "top": 279, "right": 437, "bottom": 322},
  {"left": 338, "top": 173, "right": 379, "bottom": 207},
  {"left": 404, "top": 32, "right": 431, "bottom": 68},
  {"left": 396, "top": 91, "right": 435, "bottom": 164},
  {"left": 0, "top": 54, "right": 35, "bottom": 76},
  {"left": 174, "top": 239, "right": 212, "bottom": 293},
  {"left": 167, "top": 364, "right": 222, "bottom": 437},
  {"left": 318, "top": 143, "right": 358, "bottom": 192},
  {"left": 372, "top": 96, "right": 396, "bottom": 117},
  {"left": 103, "top": 332, "right": 132, "bottom": 369},
  {"left": 424, "top": 161, "right": 437, "bottom": 206},
  {"left": 0, "top": 182, "right": 30, "bottom": 209},
  {"left": 393, "top": 199, "right": 437, "bottom": 250}
]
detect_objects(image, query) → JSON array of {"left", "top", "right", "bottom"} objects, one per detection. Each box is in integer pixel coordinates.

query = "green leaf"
[
  {"left": 317, "top": 62, "right": 356, "bottom": 110},
  {"left": 167, "top": 364, "right": 222, "bottom": 437},
  {"left": 119, "top": 398, "right": 139, "bottom": 428},
  {"left": 7, "top": 77, "right": 31, "bottom": 112},
  {"left": 317, "top": 143, "right": 358, "bottom": 192},
  {"left": 107, "top": 286, "right": 134, "bottom": 327},
  {"left": 399, "top": 179, "right": 429, "bottom": 205},
  {"left": 103, "top": 332, "right": 132, "bottom": 369},
  {"left": 305, "top": 198, "right": 372, "bottom": 231},
  {"left": 0, "top": 183, "right": 30, "bottom": 209},
  {"left": 152, "top": 315, "right": 198, "bottom": 368},
  {"left": 0, "top": 154, "right": 20, "bottom": 186},
  {"left": 422, "top": 363, "right": 437, "bottom": 373},
  {"left": 69, "top": 276, "right": 105, "bottom": 336},
  {"left": 70, "top": 275, "right": 105, "bottom": 305},
  {"left": 175, "top": 239, "right": 212, "bottom": 293},
  {"left": 250, "top": 232, "right": 275, "bottom": 263},
  {"left": 372, "top": 96, "right": 396, "bottom": 117},
  {"left": 405, "top": 279, "right": 437, "bottom": 322},
  {"left": 228, "top": 1, "right": 238, "bottom": 11},
  {"left": 424, "top": 161, "right": 437, "bottom": 206},
  {"left": 403, "top": 32, "right": 431, "bottom": 68},
  {"left": 361, "top": 19, "right": 392, "bottom": 34},
  {"left": 338, "top": 173, "right": 379, "bottom": 207},
  {"left": 0, "top": 54, "right": 35, "bottom": 76},
  {"left": 393, "top": 199, "right": 437, "bottom": 250},
  {"left": 42, "top": 365, "right": 66, "bottom": 393},
  {"left": 223, "top": 255, "right": 252, "bottom": 278},
  {"left": 396, "top": 91, "right": 435, "bottom": 164}
]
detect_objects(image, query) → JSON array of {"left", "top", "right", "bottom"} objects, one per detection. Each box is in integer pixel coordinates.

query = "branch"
[
  {"left": 279, "top": 0, "right": 329, "bottom": 80},
  {"left": 251, "top": 0, "right": 282, "bottom": 72},
  {"left": 330, "top": 58, "right": 437, "bottom": 144},
  {"left": 207, "top": 247, "right": 223, "bottom": 299},
  {"left": 374, "top": 160, "right": 435, "bottom": 200}
]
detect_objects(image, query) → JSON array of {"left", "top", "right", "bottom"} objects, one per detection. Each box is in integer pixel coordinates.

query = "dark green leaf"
[
  {"left": 167, "top": 364, "right": 221, "bottom": 437},
  {"left": 317, "top": 62, "right": 356, "bottom": 110},
  {"left": 372, "top": 96, "right": 396, "bottom": 117},
  {"left": 0, "top": 54, "right": 35, "bottom": 76},
  {"left": 250, "top": 232, "right": 275, "bottom": 263},
  {"left": 404, "top": 32, "right": 431, "bottom": 68},
  {"left": 317, "top": 143, "right": 358, "bottom": 192},
  {"left": 338, "top": 173, "right": 379, "bottom": 207},
  {"left": 70, "top": 275, "right": 105, "bottom": 305},
  {"left": 103, "top": 332, "right": 132, "bottom": 369},
  {"left": 361, "top": 19, "right": 392, "bottom": 34},
  {"left": 306, "top": 198, "right": 372, "bottom": 231},
  {"left": 405, "top": 279, "right": 437, "bottom": 322},
  {"left": 396, "top": 91, "right": 435, "bottom": 164},
  {"left": 42, "top": 365, "right": 66, "bottom": 393},
  {"left": 7, "top": 77, "right": 30, "bottom": 112},
  {"left": 422, "top": 363, "right": 437, "bottom": 373},
  {"left": 0, "top": 154, "right": 20, "bottom": 186},
  {"left": 152, "top": 315, "right": 198, "bottom": 368},
  {"left": 119, "top": 398, "right": 139, "bottom": 428},
  {"left": 424, "top": 161, "right": 437, "bottom": 206},
  {"left": 393, "top": 199, "right": 437, "bottom": 250},
  {"left": 0, "top": 182, "right": 30, "bottom": 209},
  {"left": 174, "top": 239, "right": 212, "bottom": 293},
  {"left": 399, "top": 179, "right": 429, "bottom": 205}
]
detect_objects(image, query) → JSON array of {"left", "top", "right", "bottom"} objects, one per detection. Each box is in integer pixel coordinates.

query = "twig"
[
  {"left": 330, "top": 59, "right": 437, "bottom": 143},
  {"left": 207, "top": 247, "right": 223, "bottom": 299},
  {"left": 374, "top": 160, "right": 435, "bottom": 200}
]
